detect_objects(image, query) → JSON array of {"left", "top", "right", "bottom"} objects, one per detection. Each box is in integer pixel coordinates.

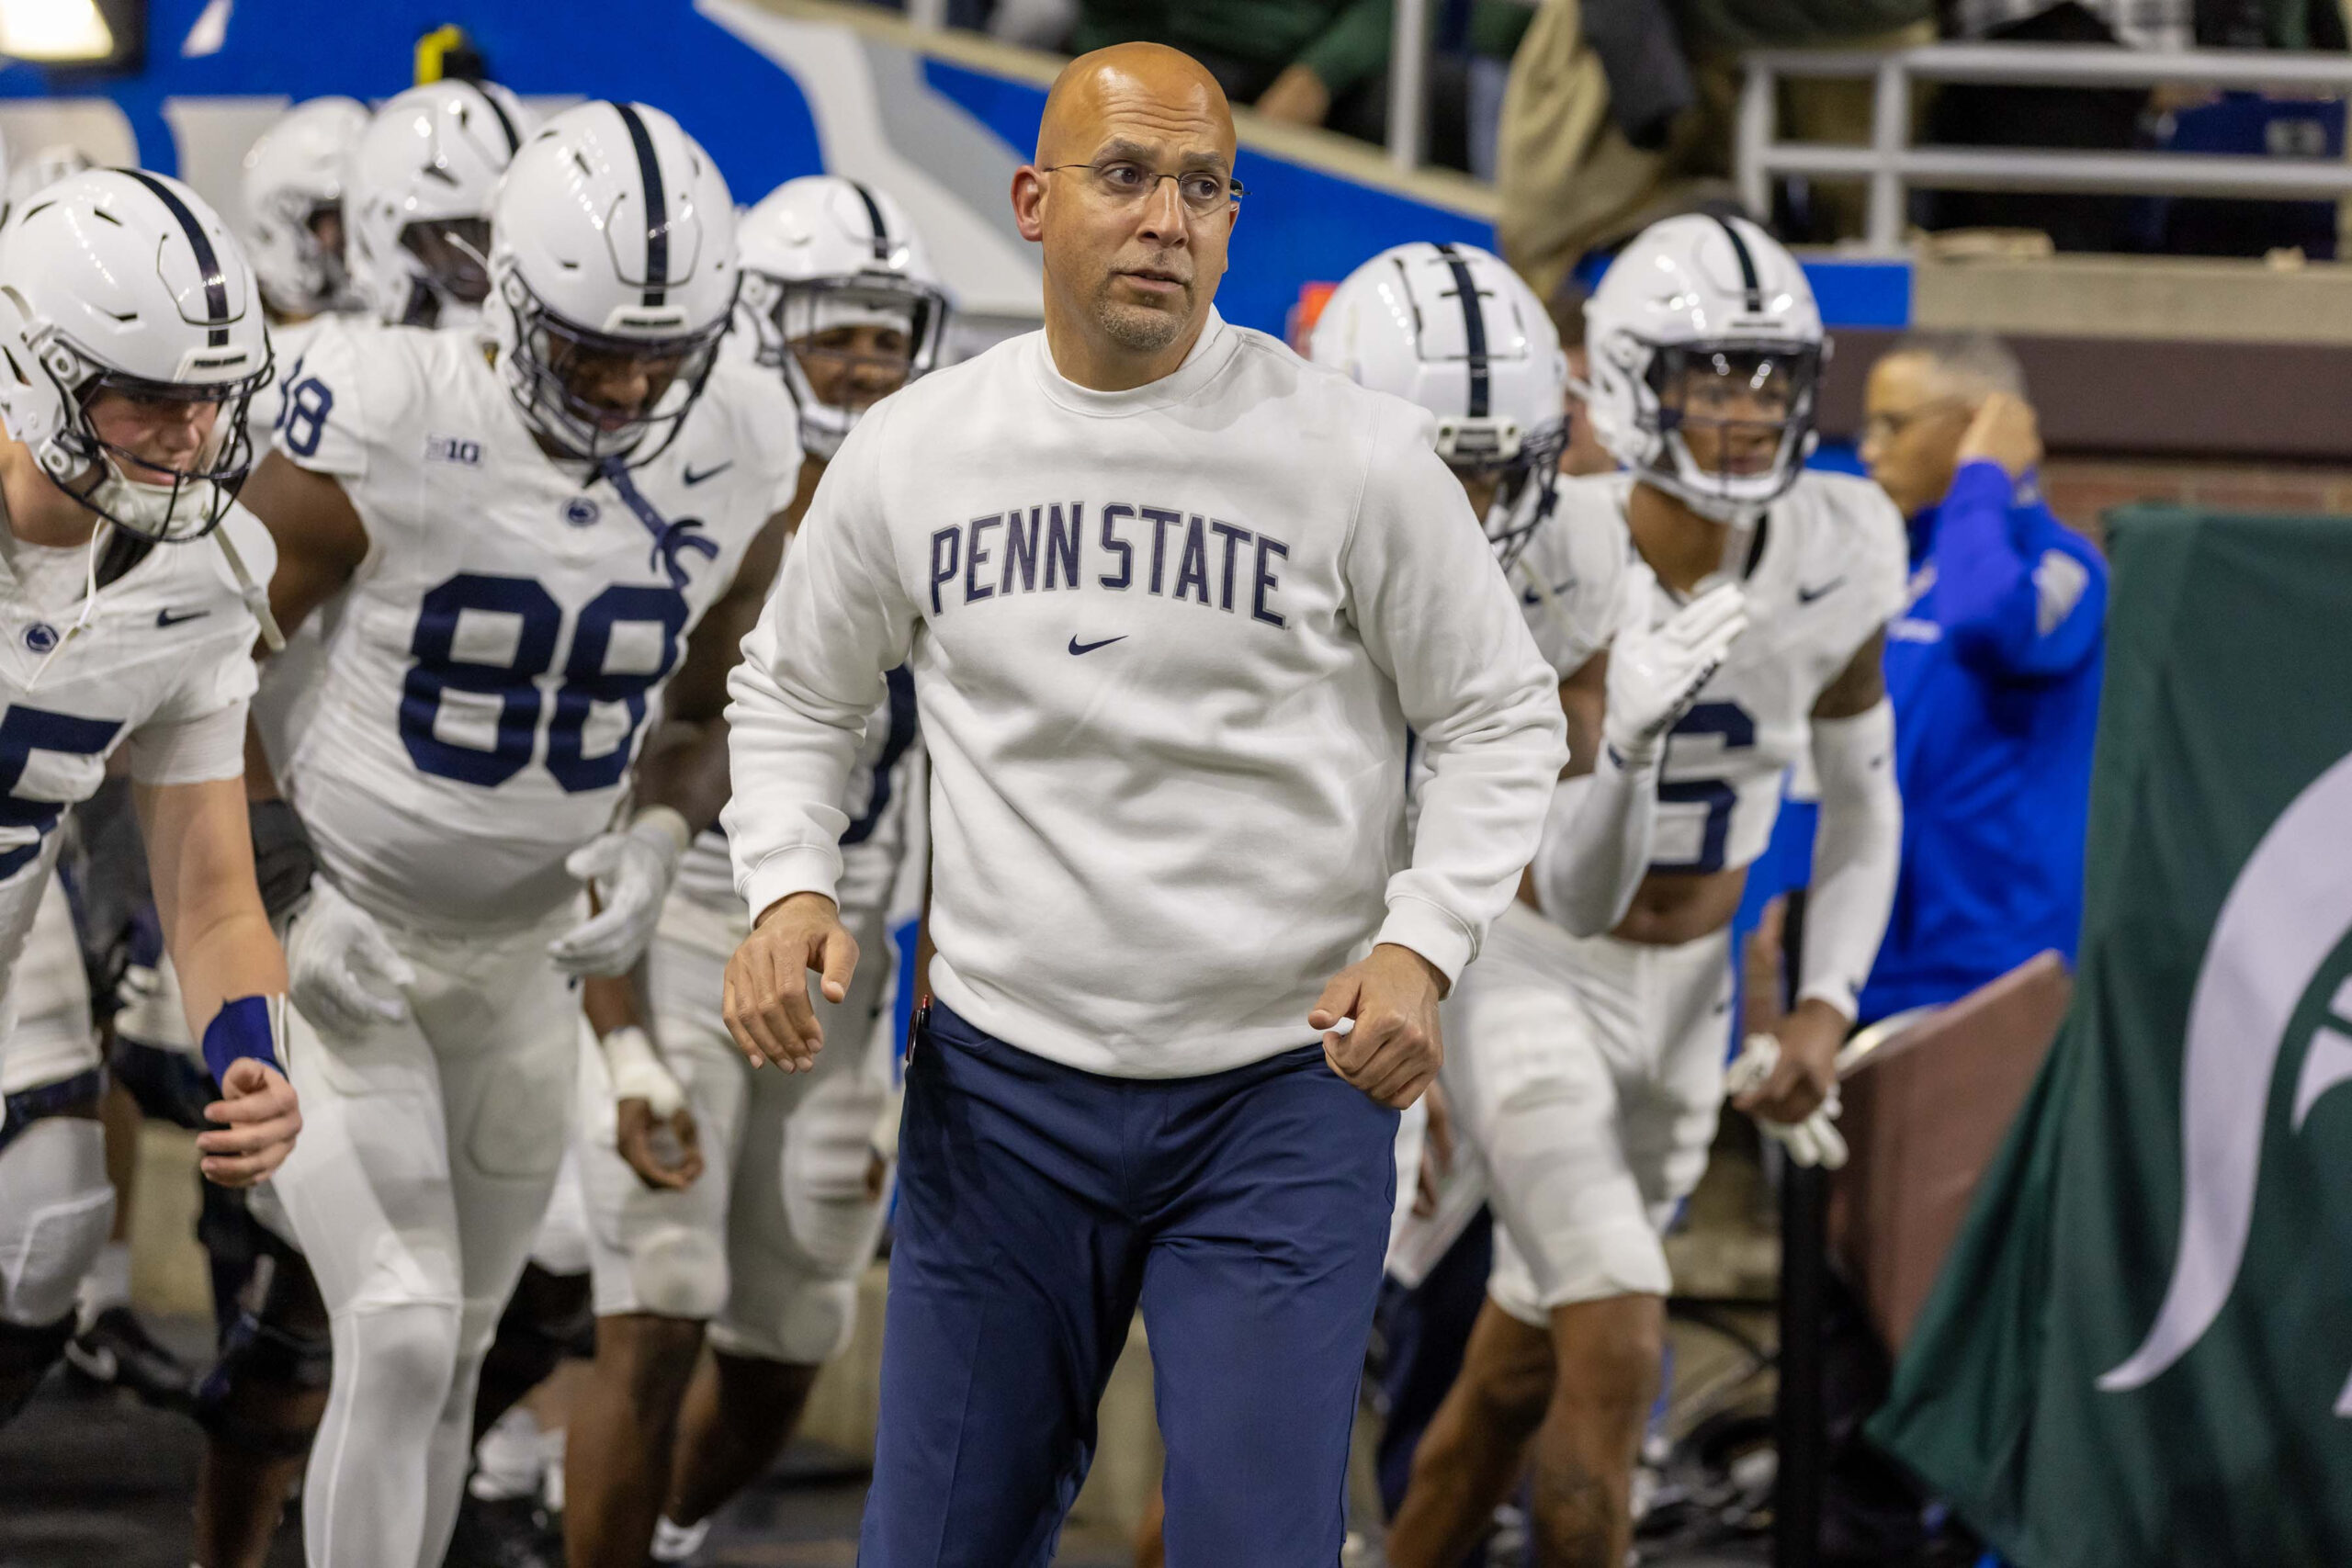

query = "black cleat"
[
  {"left": 62, "top": 1305, "right": 197, "bottom": 1410},
  {"left": 445, "top": 1491, "right": 561, "bottom": 1568}
]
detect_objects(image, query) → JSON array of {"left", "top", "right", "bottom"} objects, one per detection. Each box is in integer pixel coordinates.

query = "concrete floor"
[
  {"left": 0, "top": 1327, "right": 1133, "bottom": 1568},
  {"left": 0, "top": 1323, "right": 1767, "bottom": 1568}
]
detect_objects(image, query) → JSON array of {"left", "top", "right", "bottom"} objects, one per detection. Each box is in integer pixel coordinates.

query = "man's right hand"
[
  {"left": 724, "top": 890, "right": 858, "bottom": 1071},
  {"left": 197, "top": 1057, "right": 302, "bottom": 1188},
  {"left": 285, "top": 879, "right": 414, "bottom": 1037},
  {"left": 1956, "top": 391, "right": 2041, "bottom": 479}
]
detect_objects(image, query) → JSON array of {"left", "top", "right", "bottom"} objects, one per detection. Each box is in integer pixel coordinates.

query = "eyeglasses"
[
  {"left": 1037, "top": 159, "right": 1245, "bottom": 215},
  {"left": 1861, "top": 398, "right": 1969, "bottom": 445}
]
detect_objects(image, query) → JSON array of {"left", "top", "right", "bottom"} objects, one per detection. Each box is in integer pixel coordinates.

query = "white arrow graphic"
[{"left": 2099, "top": 748, "right": 2352, "bottom": 1407}]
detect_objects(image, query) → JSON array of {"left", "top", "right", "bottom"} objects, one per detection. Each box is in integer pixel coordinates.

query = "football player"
[
  {"left": 0, "top": 169, "right": 301, "bottom": 1427},
  {"left": 1381, "top": 215, "right": 1905, "bottom": 1568},
  {"left": 564, "top": 171, "right": 946, "bottom": 1568},
  {"left": 344, "top": 78, "right": 532, "bottom": 333},
  {"left": 240, "top": 97, "right": 369, "bottom": 423},
  {"left": 233, "top": 102, "right": 797, "bottom": 1568}
]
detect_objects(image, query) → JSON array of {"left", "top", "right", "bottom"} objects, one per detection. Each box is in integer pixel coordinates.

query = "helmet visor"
[
  {"left": 513, "top": 291, "right": 729, "bottom": 463},
  {"left": 400, "top": 216, "right": 493, "bottom": 308},
  {"left": 1645, "top": 344, "right": 1820, "bottom": 485},
  {"left": 764, "top": 274, "right": 946, "bottom": 415}
]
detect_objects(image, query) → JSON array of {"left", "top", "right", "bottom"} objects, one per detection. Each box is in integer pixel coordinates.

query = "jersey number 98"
[{"left": 401, "top": 573, "right": 687, "bottom": 793}]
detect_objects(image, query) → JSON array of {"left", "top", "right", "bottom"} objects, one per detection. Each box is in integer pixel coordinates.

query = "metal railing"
[{"left": 1739, "top": 43, "right": 2352, "bottom": 252}]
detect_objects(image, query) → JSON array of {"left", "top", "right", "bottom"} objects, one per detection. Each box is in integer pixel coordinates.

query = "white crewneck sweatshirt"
[{"left": 725, "top": 312, "right": 1566, "bottom": 1077}]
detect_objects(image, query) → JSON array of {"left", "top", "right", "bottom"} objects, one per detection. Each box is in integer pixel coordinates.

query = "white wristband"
[{"left": 602, "top": 1025, "right": 685, "bottom": 1118}]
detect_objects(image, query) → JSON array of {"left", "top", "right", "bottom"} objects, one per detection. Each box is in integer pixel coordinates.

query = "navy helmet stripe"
[
  {"left": 118, "top": 168, "right": 231, "bottom": 348},
  {"left": 610, "top": 102, "right": 668, "bottom": 308},
  {"left": 471, "top": 83, "right": 522, "bottom": 155},
  {"left": 1713, "top": 216, "right": 1765, "bottom": 312},
  {"left": 1435, "top": 243, "right": 1489, "bottom": 419},
  {"left": 846, "top": 180, "right": 891, "bottom": 263}
]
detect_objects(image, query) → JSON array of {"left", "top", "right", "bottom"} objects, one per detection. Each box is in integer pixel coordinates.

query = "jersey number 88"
[{"left": 401, "top": 572, "right": 687, "bottom": 793}]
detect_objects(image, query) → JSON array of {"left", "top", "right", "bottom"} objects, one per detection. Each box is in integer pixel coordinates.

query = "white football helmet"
[
  {"left": 1309, "top": 241, "right": 1568, "bottom": 569},
  {"left": 0, "top": 169, "right": 269, "bottom": 542},
  {"left": 240, "top": 96, "right": 369, "bottom": 320},
  {"left": 1582, "top": 213, "right": 1825, "bottom": 524},
  {"left": 346, "top": 79, "right": 532, "bottom": 329},
  {"left": 736, "top": 175, "right": 950, "bottom": 460},
  {"left": 487, "top": 101, "right": 737, "bottom": 466}
]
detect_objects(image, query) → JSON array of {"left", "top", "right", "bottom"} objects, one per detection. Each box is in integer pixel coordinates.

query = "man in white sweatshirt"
[{"left": 719, "top": 43, "right": 1567, "bottom": 1566}]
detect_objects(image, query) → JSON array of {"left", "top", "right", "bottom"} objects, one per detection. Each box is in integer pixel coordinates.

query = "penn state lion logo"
[{"left": 2100, "top": 749, "right": 2352, "bottom": 1415}]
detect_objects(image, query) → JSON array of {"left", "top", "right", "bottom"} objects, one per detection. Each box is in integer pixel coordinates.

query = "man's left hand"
[
  {"left": 1732, "top": 996, "right": 1844, "bottom": 1124},
  {"left": 1956, "top": 391, "right": 2042, "bottom": 480},
  {"left": 198, "top": 1058, "right": 302, "bottom": 1188},
  {"left": 1309, "top": 943, "right": 1446, "bottom": 1109}
]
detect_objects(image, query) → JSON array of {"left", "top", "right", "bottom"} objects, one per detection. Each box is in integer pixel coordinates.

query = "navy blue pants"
[{"left": 860, "top": 1001, "right": 1398, "bottom": 1567}]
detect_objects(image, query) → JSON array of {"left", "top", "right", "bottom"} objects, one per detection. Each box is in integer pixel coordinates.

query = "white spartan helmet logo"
[{"left": 2099, "top": 747, "right": 2352, "bottom": 1415}]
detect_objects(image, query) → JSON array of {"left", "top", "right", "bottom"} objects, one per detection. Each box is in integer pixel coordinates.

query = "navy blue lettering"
[
  {"left": 1044, "top": 503, "right": 1082, "bottom": 590},
  {"left": 1099, "top": 503, "right": 1135, "bottom": 591},
  {"left": 1003, "top": 507, "right": 1040, "bottom": 594},
  {"left": 1210, "top": 520, "right": 1252, "bottom": 611},
  {"left": 928, "top": 526, "right": 960, "bottom": 615},
  {"left": 966, "top": 514, "right": 1001, "bottom": 603},
  {"left": 1172, "top": 516, "right": 1211, "bottom": 604},
  {"left": 0, "top": 706, "right": 123, "bottom": 878},
  {"left": 1252, "top": 536, "right": 1290, "bottom": 627},
  {"left": 547, "top": 584, "right": 688, "bottom": 793},
  {"left": 1141, "top": 506, "right": 1182, "bottom": 595},
  {"left": 401, "top": 573, "right": 562, "bottom": 786}
]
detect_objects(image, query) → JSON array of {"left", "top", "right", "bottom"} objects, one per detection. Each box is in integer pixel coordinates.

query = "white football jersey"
[
  {"left": 244, "top": 312, "right": 335, "bottom": 465},
  {"left": 1498, "top": 479, "right": 1625, "bottom": 681},
  {"left": 1, "top": 869, "right": 95, "bottom": 1094},
  {"left": 673, "top": 669, "right": 924, "bottom": 926},
  {"left": 1544, "top": 469, "right": 1905, "bottom": 875},
  {"left": 0, "top": 512, "right": 274, "bottom": 1015},
  {"left": 243, "top": 314, "right": 350, "bottom": 776},
  {"left": 271, "top": 321, "right": 799, "bottom": 933}
]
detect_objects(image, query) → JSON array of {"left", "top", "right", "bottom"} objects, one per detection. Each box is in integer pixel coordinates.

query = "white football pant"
[{"left": 1439, "top": 900, "right": 1734, "bottom": 1325}]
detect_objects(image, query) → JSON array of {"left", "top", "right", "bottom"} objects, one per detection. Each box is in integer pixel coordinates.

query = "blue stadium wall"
[{"left": 0, "top": 0, "right": 1911, "bottom": 338}]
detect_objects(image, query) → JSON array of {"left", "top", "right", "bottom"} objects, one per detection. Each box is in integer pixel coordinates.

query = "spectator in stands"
[
  {"left": 1920, "top": 0, "right": 2185, "bottom": 252},
  {"left": 1493, "top": 0, "right": 1931, "bottom": 299},
  {"left": 1857, "top": 333, "right": 2107, "bottom": 1028}
]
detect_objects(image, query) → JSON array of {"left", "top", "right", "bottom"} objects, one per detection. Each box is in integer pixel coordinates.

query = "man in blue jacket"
[{"left": 1857, "top": 333, "right": 2107, "bottom": 1028}]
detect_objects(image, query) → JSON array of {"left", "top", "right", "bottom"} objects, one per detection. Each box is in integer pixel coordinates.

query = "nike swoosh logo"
[
  {"left": 1796, "top": 577, "right": 1846, "bottom": 604},
  {"left": 1521, "top": 578, "right": 1577, "bottom": 606},
  {"left": 682, "top": 461, "right": 732, "bottom": 487},
  {"left": 155, "top": 608, "right": 211, "bottom": 627},
  {"left": 1068, "top": 635, "right": 1126, "bottom": 656}
]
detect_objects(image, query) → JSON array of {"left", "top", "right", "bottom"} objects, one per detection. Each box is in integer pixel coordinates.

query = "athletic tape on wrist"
[{"left": 602, "top": 1025, "right": 685, "bottom": 1118}]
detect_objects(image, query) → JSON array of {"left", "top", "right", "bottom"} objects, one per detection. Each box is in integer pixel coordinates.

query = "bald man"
[{"left": 719, "top": 45, "right": 1566, "bottom": 1563}]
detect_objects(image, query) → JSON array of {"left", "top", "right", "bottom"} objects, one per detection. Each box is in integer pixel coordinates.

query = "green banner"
[{"left": 1871, "top": 504, "right": 2352, "bottom": 1567}]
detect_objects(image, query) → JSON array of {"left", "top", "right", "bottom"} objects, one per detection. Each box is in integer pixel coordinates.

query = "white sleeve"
[
  {"left": 1509, "top": 501, "right": 1626, "bottom": 679},
  {"left": 1800, "top": 697, "right": 1901, "bottom": 1021},
  {"left": 1346, "top": 400, "right": 1571, "bottom": 983},
  {"left": 127, "top": 695, "right": 252, "bottom": 786},
  {"left": 722, "top": 407, "right": 919, "bottom": 922},
  {"left": 271, "top": 320, "right": 415, "bottom": 485},
  {"left": 1529, "top": 741, "right": 1660, "bottom": 938}
]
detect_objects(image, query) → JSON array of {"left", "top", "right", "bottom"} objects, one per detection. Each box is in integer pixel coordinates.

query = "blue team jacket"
[{"left": 1859, "top": 461, "right": 2107, "bottom": 1024}]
